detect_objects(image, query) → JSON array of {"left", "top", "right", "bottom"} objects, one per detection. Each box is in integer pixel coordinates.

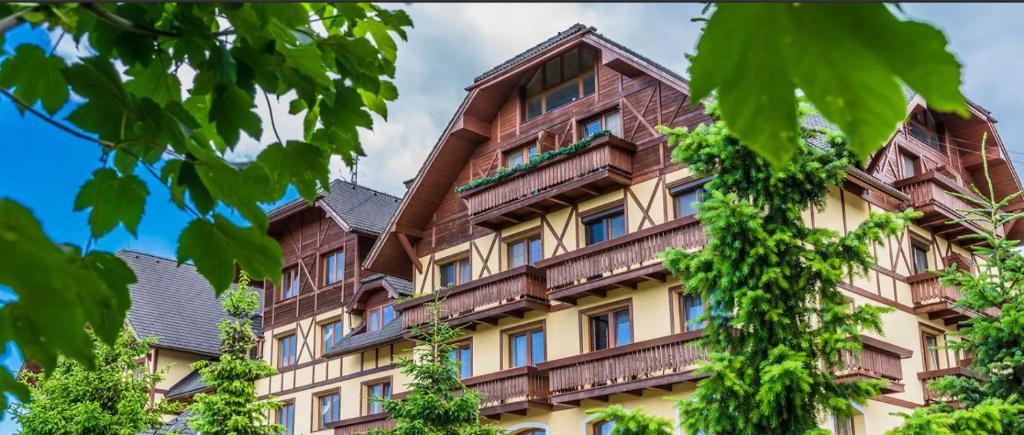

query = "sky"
[{"left": 2, "top": 3, "right": 1024, "bottom": 431}]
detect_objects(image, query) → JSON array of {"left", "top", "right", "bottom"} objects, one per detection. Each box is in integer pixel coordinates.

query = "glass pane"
[
  {"left": 526, "top": 98, "right": 542, "bottom": 120},
  {"left": 440, "top": 263, "right": 456, "bottom": 287},
  {"left": 459, "top": 259, "right": 471, "bottom": 284},
  {"left": 531, "top": 330, "right": 545, "bottom": 364},
  {"left": 545, "top": 80, "right": 581, "bottom": 112},
  {"left": 526, "top": 70, "right": 543, "bottom": 97},
  {"left": 368, "top": 310, "right": 381, "bottom": 332},
  {"left": 324, "top": 254, "right": 334, "bottom": 285},
  {"left": 509, "top": 240, "right": 526, "bottom": 268},
  {"left": 675, "top": 189, "right": 700, "bottom": 217},
  {"left": 583, "top": 119, "right": 603, "bottom": 137},
  {"left": 511, "top": 334, "right": 527, "bottom": 367},
  {"left": 290, "top": 270, "right": 299, "bottom": 296},
  {"left": 582, "top": 73, "right": 595, "bottom": 96},
  {"left": 597, "top": 421, "right": 615, "bottom": 435},
  {"left": 615, "top": 310, "right": 632, "bottom": 346},
  {"left": 591, "top": 315, "right": 610, "bottom": 350},
  {"left": 913, "top": 246, "right": 929, "bottom": 274},
  {"left": 323, "top": 325, "right": 334, "bottom": 349},
  {"left": 562, "top": 48, "right": 579, "bottom": 80},
  {"left": 460, "top": 347, "right": 471, "bottom": 378},
  {"left": 684, "top": 295, "right": 705, "bottom": 331},
  {"left": 585, "top": 220, "right": 606, "bottom": 245},
  {"left": 528, "top": 238, "right": 542, "bottom": 266},
  {"left": 507, "top": 150, "right": 525, "bottom": 167},
  {"left": 605, "top": 111, "right": 621, "bottom": 137},
  {"left": 545, "top": 57, "right": 561, "bottom": 88},
  {"left": 902, "top": 154, "right": 917, "bottom": 178},
  {"left": 383, "top": 305, "right": 395, "bottom": 324},
  {"left": 527, "top": 144, "right": 539, "bottom": 158},
  {"left": 608, "top": 213, "right": 626, "bottom": 239},
  {"left": 581, "top": 47, "right": 595, "bottom": 70}
]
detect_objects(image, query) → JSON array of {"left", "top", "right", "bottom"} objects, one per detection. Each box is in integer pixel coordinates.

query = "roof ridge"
[
  {"left": 472, "top": 23, "right": 593, "bottom": 83},
  {"left": 117, "top": 249, "right": 186, "bottom": 266},
  {"left": 328, "top": 178, "right": 402, "bottom": 202}
]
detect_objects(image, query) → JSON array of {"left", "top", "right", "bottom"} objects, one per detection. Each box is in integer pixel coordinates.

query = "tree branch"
[
  {"left": 263, "top": 91, "right": 283, "bottom": 145},
  {"left": 80, "top": 3, "right": 235, "bottom": 38},
  {"left": 0, "top": 8, "right": 30, "bottom": 37}
]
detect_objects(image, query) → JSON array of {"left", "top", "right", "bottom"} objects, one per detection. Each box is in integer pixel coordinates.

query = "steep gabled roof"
[
  {"left": 164, "top": 369, "right": 209, "bottom": 401},
  {"left": 120, "top": 251, "right": 238, "bottom": 357},
  {"left": 266, "top": 179, "right": 402, "bottom": 235},
  {"left": 473, "top": 23, "right": 591, "bottom": 84}
]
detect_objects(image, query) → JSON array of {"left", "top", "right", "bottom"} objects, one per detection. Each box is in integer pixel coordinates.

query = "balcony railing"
[
  {"left": 535, "top": 217, "right": 705, "bottom": 303},
  {"left": 836, "top": 336, "right": 912, "bottom": 394},
  {"left": 460, "top": 135, "right": 636, "bottom": 228},
  {"left": 395, "top": 266, "right": 548, "bottom": 327},
  {"left": 919, "top": 362, "right": 978, "bottom": 404},
  {"left": 462, "top": 366, "right": 550, "bottom": 416},
  {"left": 539, "top": 330, "right": 706, "bottom": 404},
  {"left": 331, "top": 413, "right": 394, "bottom": 434},
  {"left": 895, "top": 170, "right": 1000, "bottom": 239}
]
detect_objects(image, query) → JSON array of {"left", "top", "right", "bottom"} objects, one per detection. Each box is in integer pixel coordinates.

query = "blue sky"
[{"left": 2, "top": 3, "right": 1024, "bottom": 432}]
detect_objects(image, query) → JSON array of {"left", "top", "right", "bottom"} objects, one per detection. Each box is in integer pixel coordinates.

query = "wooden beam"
[
  {"left": 394, "top": 225, "right": 425, "bottom": 239},
  {"left": 397, "top": 233, "right": 423, "bottom": 273}
]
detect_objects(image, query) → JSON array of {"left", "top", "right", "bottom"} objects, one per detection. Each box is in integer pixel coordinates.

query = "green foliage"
[
  {"left": 372, "top": 296, "right": 502, "bottom": 435},
  {"left": 689, "top": 3, "right": 966, "bottom": 168},
  {"left": 889, "top": 136, "right": 1024, "bottom": 433},
  {"left": 0, "top": 2, "right": 410, "bottom": 408},
  {"left": 659, "top": 103, "right": 916, "bottom": 434},
  {"left": 188, "top": 272, "right": 281, "bottom": 434},
  {"left": 454, "top": 130, "right": 611, "bottom": 193},
  {"left": 586, "top": 405, "right": 674, "bottom": 435},
  {"left": 9, "top": 328, "right": 174, "bottom": 435}
]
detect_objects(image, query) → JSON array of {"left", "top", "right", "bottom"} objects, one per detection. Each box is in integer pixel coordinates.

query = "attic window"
[
  {"left": 908, "top": 110, "right": 944, "bottom": 152},
  {"left": 525, "top": 46, "right": 597, "bottom": 120}
]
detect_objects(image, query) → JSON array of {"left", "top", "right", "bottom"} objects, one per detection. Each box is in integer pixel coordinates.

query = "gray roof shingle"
[
  {"left": 119, "top": 251, "right": 241, "bottom": 357},
  {"left": 318, "top": 179, "right": 402, "bottom": 235},
  {"left": 360, "top": 273, "right": 413, "bottom": 297},
  {"left": 140, "top": 411, "right": 195, "bottom": 435},
  {"left": 327, "top": 318, "right": 405, "bottom": 357}
]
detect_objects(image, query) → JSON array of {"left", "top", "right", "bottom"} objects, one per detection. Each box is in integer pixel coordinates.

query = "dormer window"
[
  {"left": 908, "top": 110, "right": 944, "bottom": 151},
  {"left": 525, "top": 46, "right": 597, "bottom": 120}
]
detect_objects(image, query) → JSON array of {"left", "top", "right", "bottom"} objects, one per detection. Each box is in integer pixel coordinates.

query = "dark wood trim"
[
  {"left": 361, "top": 375, "right": 394, "bottom": 416},
  {"left": 397, "top": 232, "right": 423, "bottom": 274},
  {"left": 258, "top": 364, "right": 397, "bottom": 399},
  {"left": 549, "top": 370, "right": 705, "bottom": 405},
  {"left": 838, "top": 282, "right": 915, "bottom": 315},
  {"left": 860, "top": 335, "right": 914, "bottom": 359},
  {"left": 536, "top": 216, "right": 699, "bottom": 269},
  {"left": 871, "top": 395, "right": 923, "bottom": 409},
  {"left": 543, "top": 329, "right": 704, "bottom": 370},
  {"left": 327, "top": 412, "right": 390, "bottom": 430},
  {"left": 396, "top": 265, "right": 544, "bottom": 310}
]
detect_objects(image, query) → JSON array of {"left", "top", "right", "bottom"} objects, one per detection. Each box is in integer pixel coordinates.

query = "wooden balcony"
[
  {"left": 835, "top": 336, "right": 913, "bottom": 394},
  {"left": 460, "top": 135, "right": 636, "bottom": 228},
  {"left": 539, "top": 330, "right": 706, "bottom": 405},
  {"left": 919, "top": 362, "right": 979, "bottom": 404},
  {"left": 462, "top": 366, "right": 551, "bottom": 417},
  {"left": 395, "top": 266, "right": 549, "bottom": 328},
  {"left": 535, "top": 217, "right": 705, "bottom": 304},
  {"left": 331, "top": 413, "right": 394, "bottom": 434},
  {"left": 895, "top": 170, "right": 1001, "bottom": 241}
]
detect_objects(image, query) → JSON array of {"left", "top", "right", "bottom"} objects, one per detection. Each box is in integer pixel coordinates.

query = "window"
[
  {"left": 901, "top": 153, "right": 919, "bottom": 178},
  {"left": 835, "top": 414, "right": 855, "bottom": 435},
  {"left": 366, "top": 381, "right": 392, "bottom": 415},
  {"left": 581, "top": 110, "right": 621, "bottom": 138},
  {"left": 680, "top": 293, "right": 706, "bottom": 332},
  {"left": 909, "top": 110, "right": 943, "bottom": 151},
  {"left": 366, "top": 304, "right": 396, "bottom": 332},
  {"left": 589, "top": 307, "right": 631, "bottom": 351},
  {"left": 281, "top": 267, "right": 299, "bottom": 300},
  {"left": 277, "top": 334, "right": 296, "bottom": 368},
  {"left": 506, "top": 144, "right": 539, "bottom": 167},
  {"left": 593, "top": 420, "right": 615, "bottom": 435},
  {"left": 277, "top": 402, "right": 295, "bottom": 435},
  {"left": 516, "top": 431, "right": 546, "bottom": 435},
  {"left": 509, "top": 328, "right": 545, "bottom": 367},
  {"left": 322, "top": 320, "right": 343, "bottom": 354},
  {"left": 318, "top": 392, "right": 340, "bottom": 428},
  {"left": 448, "top": 342, "right": 472, "bottom": 379},
  {"left": 922, "top": 332, "right": 941, "bottom": 371},
  {"left": 583, "top": 207, "right": 626, "bottom": 245},
  {"left": 508, "top": 235, "right": 542, "bottom": 268},
  {"left": 322, "top": 250, "right": 344, "bottom": 286},
  {"left": 912, "top": 242, "right": 930, "bottom": 274},
  {"left": 672, "top": 186, "right": 703, "bottom": 218},
  {"left": 439, "top": 257, "right": 471, "bottom": 287},
  {"left": 524, "top": 47, "right": 597, "bottom": 120}
]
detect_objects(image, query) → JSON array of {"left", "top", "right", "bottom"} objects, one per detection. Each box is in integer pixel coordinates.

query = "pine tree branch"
[{"left": 0, "top": 8, "right": 30, "bottom": 37}]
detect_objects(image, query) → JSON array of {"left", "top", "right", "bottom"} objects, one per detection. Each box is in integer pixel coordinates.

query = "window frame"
[
  {"left": 592, "top": 420, "right": 615, "bottom": 435},
  {"left": 921, "top": 329, "right": 942, "bottom": 371},
  {"left": 316, "top": 390, "right": 341, "bottom": 429},
  {"left": 581, "top": 205, "right": 627, "bottom": 246},
  {"left": 901, "top": 152, "right": 920, "bottom": 179},
  {"left": 503, "top": 321, "right": 546, "bottom": 369},
  {"left": 678, "top": 292, "right": 707, "bottom": 332},
  {"left": 834, "top": 413, "right": 856, "bottom": 435},
  {"left": 277, "top": 401, "right": 295, "bottom": 435},
  {"left": 277, "top": 333, "right": 297, "bottom": 369},
  {"left": 448, "top": 340, "right": 473, "bottom": 379},
  {"left": 365, "top": 303, "right": 396, "bottom": 332},
  {"left": 908, "top": 110, "right": 944, "bottom": 152},
  {"left": 320, "top": 318, "right": 344, "bottom": 356},
  {"left": 911, "top": 239, "right": 930, "bottom": 275},
  {"left": 321, "top": 249, "right": 345, "bottom": 287},
  {"left": 506, "top": 233, "right": 543, "bottom": 269},
  {"left": 281, "top": 266, "right": 299, "bottom": 300},
  {"left": 438, "top": 256, "right": 472, "bottom": 288},
  {"left": 505, "top": 143, "right": 540, "bottom": 168},
  {"left": 523, "top": 46, "right": 598, "bottom": 120},
  {"left": 363, "top": 377, "right": 393, "bottom": 416},
  {"left": 581, "top": 301, "right": 634, "bottom": 352},
  {"left": 580, "top": 109, "right": 621, "bottom": 138}
]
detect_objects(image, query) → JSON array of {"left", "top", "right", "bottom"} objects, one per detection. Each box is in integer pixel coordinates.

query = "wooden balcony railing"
[
  {"left": 919, "top": 363, "right": 977, "bottom": 404},
  {"left": 836, "top": 336, "right": 912, "bottom": 394},
  {"left": 460, "top": 135, "right": 636, "bottom": 227},
  {"left": 395, "top": 266, "right": 548, "bottom": 327},
  {"left": 462, "top": 366, "right": 550, "bottom": 415},
  {"left": 331, "top": 413, "right": 394, "bottom": 434},
  {"left": 539, "top": 330, "right": 706, "bottom": 403},
  {"left": 535, "top": 217, "right": 704, "bottom": 302},
  {"left": 910, "top": 273, "right": 963, "bottom": 306},
  {"left": 895, "top": 170, "right": 1000, "bottom": 239}
]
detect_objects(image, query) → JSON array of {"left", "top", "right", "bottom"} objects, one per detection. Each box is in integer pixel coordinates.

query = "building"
[{"left": 353, "top": 23, "right": 1023, "bottom": 435}]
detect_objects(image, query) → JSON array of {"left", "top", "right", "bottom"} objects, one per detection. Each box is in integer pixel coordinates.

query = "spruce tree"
[
  {"left": 372, "top": 298, "right": 501, "bottom": 435},
  {"left": 660, "top": 103, "right": 916, "bottom": 434},
  {"left": 9, "top": 328, "right": 171, "bottom": 434},
  {"left": 586, "top": 405, "right": 674, "bottom": 435},
  {"left": 888, "top": 136, "right": 1024, "bottom": 434},
  {"left": 188, "top": 272, "right": 280, "bottom": 434}
]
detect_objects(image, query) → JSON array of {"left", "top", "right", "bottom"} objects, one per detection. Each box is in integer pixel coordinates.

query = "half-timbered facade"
[{"left": 364, "top": 24, "right": 1023, "bottom": 435}]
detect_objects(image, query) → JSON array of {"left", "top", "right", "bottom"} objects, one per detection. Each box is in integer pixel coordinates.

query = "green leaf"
[
  {"left": 125, "top": 58, "right": 182, "bottom": 106},
  {"left": 63, "top": 56, "right": 132, "bottom": 141},
  {"left": 209, "top": 85, "right": 262, "bottom": 147},
  {"left": 0, "top": 44, "right": 69, "bottom": 115},
  {"left": 690, "top": 3, "right": 966, "bottom": 167},
  {"left": 256, "top": 141, "right": 330, "bottom": 201},
  {"left": 73, "top": 168, "right": 149, "bottom": 238},
  {"left": 177, "top": 215, "right": 282, "bottom": 293}
]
